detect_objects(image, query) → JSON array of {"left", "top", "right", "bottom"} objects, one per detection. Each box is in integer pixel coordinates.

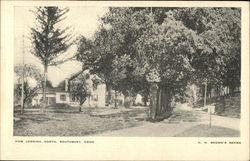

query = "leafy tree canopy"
[{"left": 76, "top": 7, "right": 241, "bottom": 100}]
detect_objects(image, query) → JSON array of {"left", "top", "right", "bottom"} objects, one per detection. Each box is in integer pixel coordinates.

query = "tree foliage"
[
  {"left": 77, "top": 8, "right": 151, "bottom": 100},
  {"left": 30, "top": 7, "right": 73, "bottom": 67},
  {"left": 70, "top": 72, "right": 92, "bottom": 112},
  {"left": 76, "top": 7, "right": 241, "bottom": 111},
  {"left": 14, "top": 64, "right": 42, "bottom": 107},
  {"left": 174, "top": 8, "right": 241, "bottom": 89}
]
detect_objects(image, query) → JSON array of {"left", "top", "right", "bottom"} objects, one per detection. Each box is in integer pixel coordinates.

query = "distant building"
[
  {"left": 134, "top": 94, "right": 143, "bottom": 105},
  {"left": 32, "top": 71, "right": 124, "bottom": 108},
  {"left": 32, "top": 87, "right": 70, "bottom": 106}
]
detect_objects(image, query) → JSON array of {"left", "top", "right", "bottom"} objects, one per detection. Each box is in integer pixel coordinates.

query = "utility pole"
[{"left": 21, "top": 34, "right": 24, "bottom": 114}]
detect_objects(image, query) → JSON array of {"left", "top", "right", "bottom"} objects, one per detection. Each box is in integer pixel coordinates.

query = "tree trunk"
[
  {"left": 149, "top": 83, "right": 158, "bottom": 120},
  {"left": 79, "top": 98, "right": 86, "bottom": 112},
  {"left": 88, "top": 95, "right": 91, "bottom": 107},
  {"left": 149, "top": 83, "right": 173, "bottom": 121},
  {"left": 114, "top": 90, "right": 117, "bottom": 108},
  {"left": 123, "top": 90, "right": 133, "bottom": 108},
  {"left": 143, "top": 94, "right": 148, "bottom": 106},
  {"left": 132, "top": 94, "right": 136, "bottom": 106},
  {"left": 20, "top": 92, "right": 25, "bottom": 114},
  {"left": 21, "top": 100, "right": 25, "bottom": 114},
  {"left": 42, "top": 64, "right": 48, "bottom": 112},
  {"left": 106, "top": 83, "right": 112, "bottom": 107},
  {"left": 204, "top": 83, "right": 207, "bottom": 107},
  {"left": 79, "top": 105, "right": 82, "bottom": 112},
  {"left": 124, "top": 94, "right": 131, "bottom": 108},
  {"left": 20, "top": 72, "right": 24, "bottom": 114},
  {"left": 22, "top": 97, "right": 27, "bottom": 111}
]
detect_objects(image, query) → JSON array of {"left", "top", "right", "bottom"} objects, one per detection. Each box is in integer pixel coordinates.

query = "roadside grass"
[
  {"left": 194, "top": 93, "right": 241, "bottom": 119},
  {"left": 217, "top": 93, "right": 241, "bottom": 118},
  {"left": 14, "top": 106, "right": 148, "bottom": 136},
  {"left": 174, "top": 124, "right": 240, "bottom": 137}
]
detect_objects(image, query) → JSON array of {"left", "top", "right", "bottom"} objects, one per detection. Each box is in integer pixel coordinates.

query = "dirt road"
[{"left": 96, "top": 105, "right": 240, "bottom": 137}]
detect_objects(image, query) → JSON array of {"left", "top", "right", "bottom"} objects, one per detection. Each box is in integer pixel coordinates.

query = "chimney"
[{"left": 65, "top": 79, "right": 68, "bottom": 91}]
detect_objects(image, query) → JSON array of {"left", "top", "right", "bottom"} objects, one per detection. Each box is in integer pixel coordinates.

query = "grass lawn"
[{"left": 14, "top": 106, "right": 148, "bottom": 136}]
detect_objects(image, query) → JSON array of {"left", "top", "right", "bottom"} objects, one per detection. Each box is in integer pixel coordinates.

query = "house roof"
[
  {"left": 55, "top": 69, "right": 105, "bottom": 93},
  {"left": 68, "top": 70, "right": 84, "bottom": 81},
  {"left": 56, "top": 70, "right": 84, "bottom": 90},
  {"left": 37, "top": 87, "right": 67, "bottom": 94}
]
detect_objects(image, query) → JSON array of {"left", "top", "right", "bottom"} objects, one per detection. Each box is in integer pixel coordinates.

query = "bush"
[{"left": 124, "top": 100, "right": 132, "bottom": 108}]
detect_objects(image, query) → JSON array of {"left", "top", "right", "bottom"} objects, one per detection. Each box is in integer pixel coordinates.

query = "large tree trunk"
[
  {"left": 42, "top": 64, "right": 48, "bottom": 112},
  {"left": 149, "top": 83, "right": 158, "bottom": 119},
  {"left": 148, "top": 83, "right": 173, "bottom": 121}
]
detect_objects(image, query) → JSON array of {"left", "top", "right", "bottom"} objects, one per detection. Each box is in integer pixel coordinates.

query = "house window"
[{"left": 60, "top": 94, "right": 66, "bottom": 101}]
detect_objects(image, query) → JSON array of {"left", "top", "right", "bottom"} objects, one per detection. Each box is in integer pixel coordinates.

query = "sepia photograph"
[
  {"left": 1, "top": 1, "right": 249, "bottom": 160},
  {"left": 13, "top": 6, "right": 241, "bottom": 137}
]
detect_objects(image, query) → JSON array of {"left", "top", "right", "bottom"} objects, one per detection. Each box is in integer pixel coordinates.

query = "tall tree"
[
  {"left": 77, "top": 7, "right": 197, "bottom": 112},
  {"left": 135, "top": 10, "right": 199, "bottom": 119},
  {"left": 76, "top": 28, "right": 129, "bottom": 107},
  {"left": 30, "top": 7, "right": 73, "bottom": 111},
  {"left": 100, "top": 8, "right": 151, "bottom": 106}
]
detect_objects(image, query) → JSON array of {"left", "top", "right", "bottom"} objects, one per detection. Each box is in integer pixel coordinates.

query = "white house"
[
  {"left": 32, "top": 71, "right": 123, "bottom": 108},
  {"left": 32, "top": 87, "right": 71, "bottom": 106},
  {"left": 82, "top": 83, "right": 106, "bottom": 107}
]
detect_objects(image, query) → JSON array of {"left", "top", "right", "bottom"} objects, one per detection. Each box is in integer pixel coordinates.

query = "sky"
[{"left": 14, "top": 6, "right": 108, "bottom": 87}]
